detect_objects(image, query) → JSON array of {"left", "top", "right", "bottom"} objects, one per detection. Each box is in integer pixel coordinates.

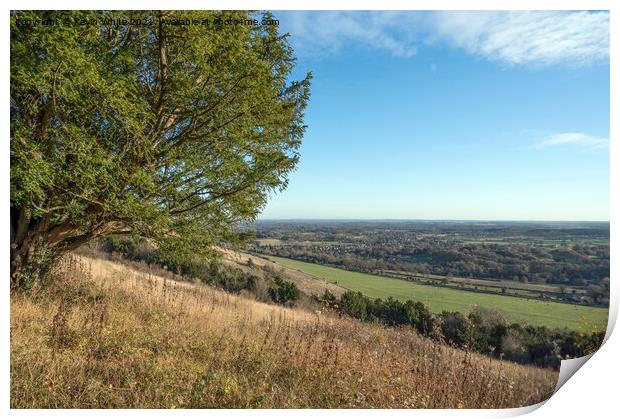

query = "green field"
[{"left": 267, "top": 256, "right": 608, "bottom": 331}]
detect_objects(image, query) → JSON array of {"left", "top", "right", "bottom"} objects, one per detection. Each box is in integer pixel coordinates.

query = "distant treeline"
[
  {"left": 253, "top": 222, "right": 609, "bottom": 298},
  {"left": 318, "top": 290, "right": 604, "bottom": 369}
]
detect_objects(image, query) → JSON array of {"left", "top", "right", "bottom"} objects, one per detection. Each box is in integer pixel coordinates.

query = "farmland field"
[{"left": 267, "top": 256, "right": 609, "bottom": 331}]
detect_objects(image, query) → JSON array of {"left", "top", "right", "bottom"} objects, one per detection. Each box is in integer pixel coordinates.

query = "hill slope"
[
  {"left": 219, "top": 248, "right": 347, "bottom": 297},
  {"left": 11, "top": 255, "right": 557, "bottom": 408}
]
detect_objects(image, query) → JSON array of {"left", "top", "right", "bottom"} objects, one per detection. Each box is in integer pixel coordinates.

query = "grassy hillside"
[
  {"left": 266, "top": 256, "right": 608, "bottom": 331},
  {"left": 220, "top": 248, "right": 347, "bottom": 297},
  {"left": 11, "top": 255, "right": 556, "bottom": 408}
]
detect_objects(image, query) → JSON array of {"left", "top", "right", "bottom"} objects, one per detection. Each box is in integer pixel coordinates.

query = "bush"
[
  {"left": 468, "top": 307, "right": 508, "bottom": 354},
  {"left": 338, "top": 292, "right": 434, "bottom": 333},
  {"left": 404, "top": 300, "right": 434, "bottom": 334},
  {"left": 100, "top": 237, "right": 260, "bottom": 296},
  {"left": 269, "top": 277, "right": 300, "bottom": 306},
  {"left": 437, "top": 312, "right": 475, "bottom": 347},
  {"left": 340, "top": 291, "right": 371, "bottom": 321},
  {"left": 319, "top": 289, "right": 604, "bottom": 368},
  {"left": 375, "top": 297, "right": 408, "bottom": 326}
]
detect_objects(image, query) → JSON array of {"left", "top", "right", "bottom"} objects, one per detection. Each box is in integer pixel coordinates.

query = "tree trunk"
[
  {"left": 10, "top": 231, "right": 55, "bottom": 290},
  {"left": 10, "top": 207, "right": 121, "bottom": 290},
  {"left": 10, "top": 208, "right": 72, "bottom": 290}
]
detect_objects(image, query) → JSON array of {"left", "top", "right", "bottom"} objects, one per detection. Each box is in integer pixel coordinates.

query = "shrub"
[
  {"left": 269, "top": 277, "right": 300, "bottom": 306},
  {"left": 375, "top": 297, "right": 408, "bottom": 326},
  {"left": 341, "top": 291, "right": 371, "bottom": 321},
  {"left": 403, "top": 300, "right": 434, "bottom": 334},
  {"left": 437, "top": 312, "right": 475, "bottom": 348},
  {"left": 468, "top": 307, "right": 508, "bottom": 354}
]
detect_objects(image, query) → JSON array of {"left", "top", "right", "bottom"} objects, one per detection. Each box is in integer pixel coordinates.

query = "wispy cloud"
[
  {"left": 279, "top": 11, "right": 609, "bottom": 67},
  {"left": 535, "top": 132, "right": 609, "bottom": 149},
  {"left": 428, "top": 11, "right": 609, "bottom": 67},
  {"left": 282, "top": 11, "right": 419, "bottom": 58}
]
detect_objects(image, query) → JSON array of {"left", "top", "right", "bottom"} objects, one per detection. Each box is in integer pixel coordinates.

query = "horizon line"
[{"left": 254, "top": 218, "right": 610, "bottom": 223}]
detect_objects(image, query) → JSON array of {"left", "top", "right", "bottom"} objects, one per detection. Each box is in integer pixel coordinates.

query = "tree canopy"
[{"left": 10, "top": 10, "right": 311, "bottom": 288}]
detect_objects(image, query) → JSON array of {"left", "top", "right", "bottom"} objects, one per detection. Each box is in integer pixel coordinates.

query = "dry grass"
[
  {"left": 11, "top": 255, "right": 558, "bottom": 408},
  {"left": 219, "top": 248, "right": 347, "bottom": 297}
]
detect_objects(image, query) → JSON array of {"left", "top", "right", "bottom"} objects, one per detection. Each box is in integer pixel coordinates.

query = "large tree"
[{"left": 10, "top": 10, "right": 311, "bottom": 289}]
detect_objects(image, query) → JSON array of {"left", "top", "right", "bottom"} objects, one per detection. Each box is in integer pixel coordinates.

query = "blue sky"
[{"left": 260, "top": 11, "right": 610, "bottom": 221}]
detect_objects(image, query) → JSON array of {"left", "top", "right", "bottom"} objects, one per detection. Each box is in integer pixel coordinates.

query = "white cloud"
[
  {"left": 282, "top": 11, "right": 418, "bottom": 58},
  {"left": 428, "top": 11, "right": 609, "bottom": 66},
  {"left": 280, "top": 11, "right": 609, "bottom": 67},
  {"left": 536, "top": 132, "right": 609, "bottom": 149}
]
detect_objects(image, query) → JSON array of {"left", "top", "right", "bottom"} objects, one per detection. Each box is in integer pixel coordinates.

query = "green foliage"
[
  {"left": 375, "top": 297, "right": 409, "bottom": 326},
  {"left": 338, "top": 291, "right": 435, "bottom": 333},
  {"left": 207, "top": 263, "right": 259, "bottom": 294},
  {"left": 102, "top": 236, "right": 299, "bottom": 305},
  {"left": 10, "top": 10, "right": 311, "bottom": 286},
  {"left": 323, "top": 290, "right": 604, "bottom": 368},
  {"left": 16, "top": 244, "right": 56, "bottom": 291},
  {"left": 403, "top": 300, "right": 434, "bottom": 334},
  {"left": 102, "top": 236, "right": 259, "bottom": 294},
  {"left": 437, "top": 312, "right": 475, "bottom": 348},
  {"left": 268, "top": 277, "right": 300, "bottom": 305},
  {"left": 437, "top": 309, "right": 605, "bottom": 368},
  {"left": 102, "top": 236, "right": 141, "bottom": 258},
  {"left": 340, "top": 291, "right": 371, "bottom": 321},
  {"left": 468, "top": 307, "right": 508, "bottom": 354}
]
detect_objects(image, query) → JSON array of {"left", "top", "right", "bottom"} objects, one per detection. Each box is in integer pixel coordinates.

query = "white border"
[{"left": 2, "top": 1, "right": 617, "bottom": 418}]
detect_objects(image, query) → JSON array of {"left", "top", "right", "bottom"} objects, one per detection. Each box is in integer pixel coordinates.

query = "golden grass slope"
[{"left": 11, "top": 255, "right": 558, "bottom": 408}]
